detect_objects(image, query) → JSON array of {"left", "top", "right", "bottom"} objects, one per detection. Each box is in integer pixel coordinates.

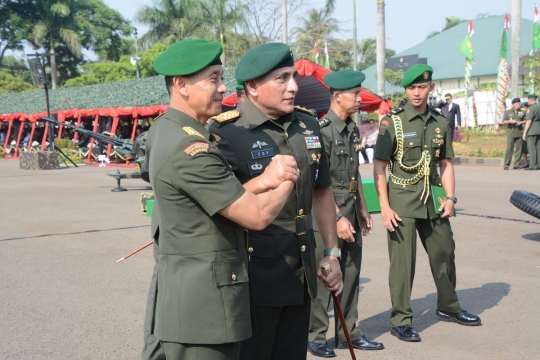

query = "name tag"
[
  {"left": 335, "top": 140, "right": 345, "bottom": 146},
  {"left": 251, "top": 148, "right": 275, "bottom": 159},
  {"left": 403, "top": 132, "right": 417, "bottom": 138}
]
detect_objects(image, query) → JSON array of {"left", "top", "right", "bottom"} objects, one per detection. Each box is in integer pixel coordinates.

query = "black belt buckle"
[
  {"left": 295, "top": 215, "right": 308, "bottom": 236},
  {"left": 349, "top": 180, "right": 358, "bottom": 193}
]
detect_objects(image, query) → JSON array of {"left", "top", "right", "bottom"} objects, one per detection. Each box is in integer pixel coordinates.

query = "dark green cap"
[
  {"left": 235, "top": 42, "right": 295, "bottom": 82},
  {"left": 528, "top": 93, "right": 538, "bottom": 99},
  {"left": 153, "top": 39, "right": 222, "bottom": 76},
  {"left": 323, "top": 69, "right": 366, "bottom": 90},
  {"left": 235, "top": 81, "right": 244, "bottom": 90},
  {"left": 401, "top": 64, "right": 433, "bottom": 87}
]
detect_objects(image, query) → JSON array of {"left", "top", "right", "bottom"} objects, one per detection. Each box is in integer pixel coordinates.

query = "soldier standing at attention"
[
  {"left": 147, "top": 39, "right": 300, "bottom": 360},
  {"left": 502, "top": 98, "right": 526, "bottom": 170},
  {"left": 373, "top": 64, "right": 481, "bottom": 343},
  {"left": 307, "top": 69, "right": 383, "bottom": 358},
  {"left": 523, "top": 94, "right": 540, "bottom": 170},
  {"left": 210, "top": 42, "right": 344, "bottom": 360}
]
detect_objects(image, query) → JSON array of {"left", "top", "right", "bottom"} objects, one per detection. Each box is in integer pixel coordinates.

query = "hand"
[
  {"left": 455, "top": 125, "right": 460, "bottom": 130},
  {"left": 317, "top": 257, "right": 343, "bottom": 295},
  {"left": 523, "top": 134, "right": 527, "bottom": 141},
  {"left": 360, "top": 208, "right": 373, "bottom": 236},
  {"left": 337, "top": 217, "right": 355, "bottom": 242},
  {"left": 438, "top": 200, "right": 455, "bottom": 218},
  {"left": 381, "top": 206, "right": 402, "bottom": 232},
  {"left": 262, "top": 155, "right": 298, "bottom": 189}
]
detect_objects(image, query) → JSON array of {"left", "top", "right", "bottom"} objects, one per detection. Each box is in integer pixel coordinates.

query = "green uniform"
[
  {"left": 373, "top": 102, "right": 462, "bottom": 328},
  {"left": 525, "top": 103, "right": 540, "bottom": 169},
  {"left": 210, "top": 99, "right": 332, "bottom": 360},
  {"left": 149, "top": 108, "right": 251, "bottom": 358},
  {"left": 308, "top": 109, "right": 364, "bottom": 345},
  {"left": 503, "top": 108, "right": 525, "bottom": 168}
]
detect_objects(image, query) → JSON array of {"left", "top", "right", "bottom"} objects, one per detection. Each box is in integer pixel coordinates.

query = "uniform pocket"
[
  {"left": 403, "top": 137, "right": 422, "bottom": 162},
  {"left": 246, "top": 233, "right": 275, "bottom": 258},
  {"left": 213, "top": 261, "right": 249, "bottom": 287}
]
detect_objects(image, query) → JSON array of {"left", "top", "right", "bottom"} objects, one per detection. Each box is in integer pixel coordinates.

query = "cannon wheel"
[{"left": 510, "top": 190, "right": 540, "bottom": 219}]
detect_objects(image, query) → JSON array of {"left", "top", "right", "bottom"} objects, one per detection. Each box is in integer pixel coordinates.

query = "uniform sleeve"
[
  {"left": 314, "top": 128, "right": 332, "bottom": 190},
  {"left": 525, "top": 108, "right": 534, "bottom": 121},
  {"left": 441, "top": 123, "right": 454, "bottom": 159},
  {"left": 209, "top": 123, "right": 240, "bottom": 172},
  {"left": 373, "top": 115, "right": 396, "bottom": 161},
  {"left": 502, "top": 110, "right": 509, "bottom": 121},
  {"left": 173, "top": 137, "right": 245, "bottom": 217},
  {"left": 320, "top": 126, "right": 332, "bottom": 162}
]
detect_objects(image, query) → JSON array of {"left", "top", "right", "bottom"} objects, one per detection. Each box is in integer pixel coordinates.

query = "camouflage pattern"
[{"left": 19, "top": 151, "right": 60, "bottom": 170}]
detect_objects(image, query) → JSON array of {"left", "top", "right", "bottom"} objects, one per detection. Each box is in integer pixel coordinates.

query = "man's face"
[
  {"left": 405, "top": 82, "right": 435, "bottom": 108},
  {"left": 368, "top": 120, "right": 376, "bottom": 129},
  {"left": 335, "top": 86, "right": 362, "bottom": 116},
  {"left": 248, "top": 66, "right": 298, "bottom": 119},
  {"left": 513, "top": 102, "right": 521, "bottom": 110},
  {"left": 445, "top": 96, "right": 452, "bottom": 103},
  {"left": 183, "top": 65, "right": 226, "bottom": 120},
  {"left": 529, "top": 98, "right": 537, "bottom": 105}
]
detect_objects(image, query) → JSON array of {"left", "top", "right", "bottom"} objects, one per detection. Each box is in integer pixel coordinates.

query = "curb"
[{"left": 452, "top": 157, "right": 503, "bottom": 166}]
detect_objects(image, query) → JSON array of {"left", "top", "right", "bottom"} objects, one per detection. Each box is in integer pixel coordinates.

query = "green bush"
[{"left": 54, "top": 138, "right": 76, "bottom": 150}]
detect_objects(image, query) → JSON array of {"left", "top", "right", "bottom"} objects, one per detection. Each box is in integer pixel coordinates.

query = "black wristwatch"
[
  {"left": 336, "top": 211, "right": 343, "bottom": 221},
  {"left": 446, "top": 196, "right": 457, "bottom": 204}
]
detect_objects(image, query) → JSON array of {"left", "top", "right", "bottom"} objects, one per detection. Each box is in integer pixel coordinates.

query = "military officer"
[
  {"left": 210, "top": 42, "right": 343, "bottom": 360},
  {"left": 373, "top": 64, "right": 481, "bottom": 343},
  {"left": 502, "top": 98, "right": 526, "bottom": 170},
  {"left": 146, "top": 39, "right": 300, "bottom": 360},
  {"left": 523, "top": 94, "right": 540, "bottom": 170},
  {"left": 307, "top": 70, "right": 383, "bottom": 358}
]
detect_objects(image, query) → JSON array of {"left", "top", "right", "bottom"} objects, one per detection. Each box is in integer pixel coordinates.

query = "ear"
[
  {"left": 429, "top": 82, "right": 436, "bottom": 92},
  {"left": 333, "top": 90, "right": 341, "bottom": 103},
  {"left": 174, "top": 76, "right": 189, "bottom": 97},
  {"left": 245, "top": 80, "right": 258, "bottom": 98}
]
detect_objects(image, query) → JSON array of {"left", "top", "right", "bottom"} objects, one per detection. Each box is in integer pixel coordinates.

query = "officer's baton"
[
  {"left": 321, "top": 263, "right": 357, "bottom": 360},
  {"left": 116, "top": 240, "right": 154, "bottom": 263}
]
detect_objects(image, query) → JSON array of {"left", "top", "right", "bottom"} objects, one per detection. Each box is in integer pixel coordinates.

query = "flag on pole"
[
  {"left": 314, "top": 43, "right": 320, "bottom": 64},
  {"left": 529, "top": 6, "right": 540, "bottom": 94},
  {"left": 495, "top": 13, "right": 510, "bottom": 126},
  {"left": 458, "top": 19, "right": 474, "bottom": 127},
  {"left": 324, "top": 41, "right": 330, "bottom": 69}
]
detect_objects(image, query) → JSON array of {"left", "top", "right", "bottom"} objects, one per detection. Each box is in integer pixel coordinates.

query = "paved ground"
[{"left": 0, "top": 159, "right": 539, "bottom": 360}]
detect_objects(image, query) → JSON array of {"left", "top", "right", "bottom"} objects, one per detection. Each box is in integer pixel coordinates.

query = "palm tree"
[
  {"left": 32, "top": 0, "right": 92, "bottom": 89},
  {"left": 442, "top": 16, "right": 464, "bottom": 31},
  {"left": 135, "top": 0, "right": 205, "bottom": 49}
]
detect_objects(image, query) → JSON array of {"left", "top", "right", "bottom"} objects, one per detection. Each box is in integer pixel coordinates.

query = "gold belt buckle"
[
  {"left": 349, "top": 180, "right": 358, "bottom": 193},
  {"left": 295, "top": 215, "right": 308, "bottom": 236}
]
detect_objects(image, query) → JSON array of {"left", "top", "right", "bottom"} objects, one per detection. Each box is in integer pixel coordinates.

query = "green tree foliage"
[
  {"left": 0, "top": 1, "right": 33, "bottom": 67},
  {"left": 0, "top": 55, "right": 33, "bottom": 84},
  {"left": 0, "top": 71, "right": 35, "bottom": 93},
  {"left": 358, "top": 47, "right": 395, "bottom": 71},
  {"left": 426, "top": 16, "right": 465, "bottom": 40}
]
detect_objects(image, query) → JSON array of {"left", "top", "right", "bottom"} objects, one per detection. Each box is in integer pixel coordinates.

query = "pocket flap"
[
  {"left": 403, "top": 137, "right": 421, "bottom": 148},
  {"left": 247, "top": 233, "right": 274, "bottom": 258},
  {"left": 213, "top": 261, "right": 248, "bottom": 287}
]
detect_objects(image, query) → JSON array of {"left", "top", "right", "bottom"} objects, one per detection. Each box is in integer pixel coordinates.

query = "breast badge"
[
  {"left": 304, "top": 136, "right": 321, "bottom": 149},
  {"left": 298, "top": 121, "right": 307, "bottom": 129},
  {"left": 251, "top": 162, "right": 263, "bottom": 170},
  {"left": 252, "top": 141, "right": 269, "bottom": 148}
]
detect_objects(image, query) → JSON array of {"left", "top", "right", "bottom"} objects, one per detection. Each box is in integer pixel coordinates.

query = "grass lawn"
[{"left": 452, "top": 130, "right": 507, "bottom": 158}]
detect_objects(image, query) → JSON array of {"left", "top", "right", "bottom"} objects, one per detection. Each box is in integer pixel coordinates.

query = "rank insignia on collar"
[
  {"left": 183, "top": 126, "right": 205, "bottom": 139},
  {"left": 251, "top": 162, "right": 263, "bottom": 170},
  {"left": 304, "top": 136, "right": 321, "bottom": 149},
  {"left": 184, "top": 142, "right": 209, "bottom": 157},
  {"left": 302, "top": 130, "right": 313, "bottom": 135},
  {"left": 298, "top": 121, "right": 307, "bottom": 128},
  {"left": 252, "top": 140, "right": 269, "bottom": 148}
]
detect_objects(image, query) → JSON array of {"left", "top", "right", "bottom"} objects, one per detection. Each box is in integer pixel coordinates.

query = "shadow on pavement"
[
  {"left": 522, "top": 233, "right": 540, "bottom": 242},
  {"left": 327, "top": 282, "right": 510, "bottom": 344}
]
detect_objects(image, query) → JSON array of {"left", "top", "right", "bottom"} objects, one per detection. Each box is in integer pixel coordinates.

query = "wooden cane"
[
  {"left": 321, "top": 263, "right": 356, "bottom": 360},
  {"left": 116, "top": 240, "right": 154, "bottom": 263}
]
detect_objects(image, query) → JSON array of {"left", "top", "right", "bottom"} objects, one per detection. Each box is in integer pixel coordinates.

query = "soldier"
[
  {"left": 502, "top": 97, "right": 526, "bottom": 170},
  {"left": 210, "top": 42, "right": 344, "bottom": 360},
  {"left": 523, "top": 94, "right": 540, "bottom": 170},
  {"left": 373, "top": 64, "right": 481, "bottom": 343},
  {"left": 235, "top": 80, "right": 246, "bottom": 107},
  {"left": 146, "top": 38, "right": 300, "bottom": 360},
  {"left": 307, "top": 69, "right": 383, "bottom": 358}
]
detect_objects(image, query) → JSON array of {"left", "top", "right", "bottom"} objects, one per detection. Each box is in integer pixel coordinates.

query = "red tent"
[{"left": 222, "top": 59, "right": 392, "bottom": 114}]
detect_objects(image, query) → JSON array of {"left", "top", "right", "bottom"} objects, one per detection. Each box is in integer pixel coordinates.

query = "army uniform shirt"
[
  {"left": 525, "top": 103, "right": 540, "bottom": 136},
  {"left": 318, "top": 109, "right": 362, "bottom": 239},
  {"left": 210, "top": 98, "right": 332, "bottom": 307},
  {"left": 503, "top": 108, "right": 525, "bottom": 138},
  {"left": 373, "top": 102, "right": 454, "bottom": 219},
  {"left": 149, "top": 107, "right": 251, "bottom": 344}
]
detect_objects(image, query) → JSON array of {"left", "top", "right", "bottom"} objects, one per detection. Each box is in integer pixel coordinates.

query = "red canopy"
[{"left": 222, "top": 59, "right": 392, "bottom": 114}]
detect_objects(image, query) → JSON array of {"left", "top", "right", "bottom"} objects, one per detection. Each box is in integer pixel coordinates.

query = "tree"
[
  {"left": 0, "top": 71, "right": 35, "bottom": 93},
  {"left": 0, "top": 0, "right": 33, "bottom": 67},
  {"left": 374, "top": 68, "right": 403, "bottom": 103},
  {"left": 425, "top": 16, "right": 464, "bottom": 40}
]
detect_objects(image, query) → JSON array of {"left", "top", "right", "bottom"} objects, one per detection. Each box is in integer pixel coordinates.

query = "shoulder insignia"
[
  {"left": 211, "top": 110, "right": 241, "bottom": 124},
  {"left": 184, "top": 142, "right": 209, "bottom": 157},
  {"left": 388, "top": 107, "right": 404, "bottom": 116},
  {"left": 183, "top": 126, "right": 205, "bottom": 138},
  {"left": 318, "top": 118, "right": 331, "bottom": 128},
  {"left": 294, "top": 106, "right": 315, "bottom": 116}
]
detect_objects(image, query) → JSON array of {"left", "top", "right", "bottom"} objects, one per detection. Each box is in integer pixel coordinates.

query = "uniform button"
[
  {"left": 248, "top": 247, "right": 253, "bottom": 253},
  {"left": 350, "top": 157, "right": 354, "bottom": 162},
  {"left": 298, "top": 209, "right": 304, "bottom": 215},
  {"left": 424, "top": 145, "right": 428, "bottom": 149},
  {"left": 232, "top": 273, "right": 237, "bottom": 281},
  {"left": 402, "top": 185, "right": 406, "bottom": 188},
  {"left": 354, "top": 196, "right": 357, "bottom": 200},
  {"left": 409, "top": 142, "right": 413, "bottom": 145},
  {"left": 301, "top": 245, "right": 306, "bottom": 252},
  {"left": 424, "top": 126, "right": 427, "bottom": 130},
  {"left": 351, "top": 177, "right": 355, "bottom": 181},
  {"left": 340, "top": 150, "right": 344, "bottom": 154},
  {"left": 285, "top": 133, "right": 289, "bottom": 139}
]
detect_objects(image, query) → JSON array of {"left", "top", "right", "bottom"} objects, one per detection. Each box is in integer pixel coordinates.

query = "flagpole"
[
  {"left": 353, "top": 0, "right": 358, "bottom": 123},
  {"left": 496, "top": 14, "right": 510, "bottom": 128}
]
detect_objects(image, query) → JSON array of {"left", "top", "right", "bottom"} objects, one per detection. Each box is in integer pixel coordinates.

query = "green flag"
[
  {"left": 458, "top": 34, "right": 474, "bottom": 61},
  {"left": 533, "top": 23, "right": 540, "bottom": 50},
  {"left": 500, "top": 30, "right": 508, "bottom": 59}
]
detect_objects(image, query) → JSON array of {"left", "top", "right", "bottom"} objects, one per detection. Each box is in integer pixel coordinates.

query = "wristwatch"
[
  {"left": 446, "top": 196, "right": 457, "bottom": 204},
  {"left": 324, "top": 248, "right": 341, "bottom": 259},
  {"left": 336, "top": 211, "right": 343, "bottom": 221}
]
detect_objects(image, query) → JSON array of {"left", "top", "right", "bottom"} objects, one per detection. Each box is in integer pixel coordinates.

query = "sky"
[{"left": 103, "top": 0, "right": 540, "bottom": 54}]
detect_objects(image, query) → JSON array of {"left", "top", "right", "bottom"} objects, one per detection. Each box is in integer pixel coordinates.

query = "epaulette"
[
  {"left": 387, "top": 107, "right": 404, "bottom": 116},
  {"left": 294, "top": 106, "right": 314, "bottom": 116},
  {"left": 318, "top": 118, "right": 331, "bottom": 128},
  {"left": 211, "top": 110, "right": 241, "bottom": 124}
]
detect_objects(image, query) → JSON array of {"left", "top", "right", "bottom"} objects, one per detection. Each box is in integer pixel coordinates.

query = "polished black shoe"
[
  {"left": 390, "top": 326, "right": 421, "bottom": 342},
  {"left": 336, "top": 335, "right": 384, "bottom": 350},
  {"left": 307, "top": 342, "right": 336, "bottom": 358},
  {"left": 504, "top": 166, "right": 509, "bottom": 170},
  {"left": 436, "top": 309, "right": 481, "bottom": 326}
]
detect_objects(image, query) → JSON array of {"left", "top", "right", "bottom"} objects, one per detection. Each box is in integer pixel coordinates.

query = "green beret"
[
  {"left": 401, "top": 64, "right": 433, "bottom": 87},
  {"left": 235, "top": 81, "right": 244, "bottom": 90},
  {"left": 528, "top": 93, "right": 538, "bottom": 99},
  {"left": 235, "top": 42, "right": 295, "bottom": 82},
  {"left": 323, "top": 69, "right": 366, "bottom": 90},
  {"left": 153, "top": 39, "right": 222, "bottom": 76}
]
